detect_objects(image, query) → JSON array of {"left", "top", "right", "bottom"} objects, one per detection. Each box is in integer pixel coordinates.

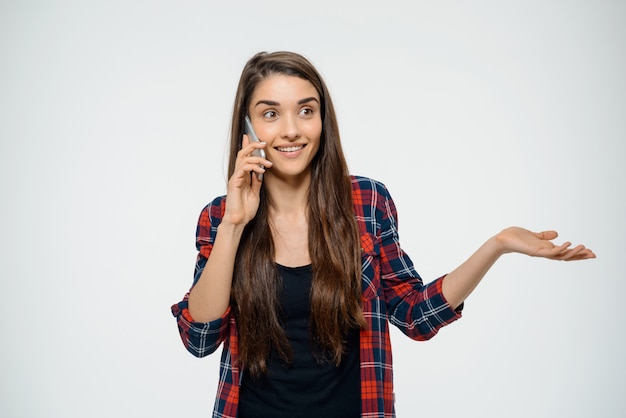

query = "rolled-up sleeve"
[
  {"left": 171, "top": 300, "right": 230, "bottom": 357},
  {"left": 375, "top": 183, "right": 462, "bottom": 340},
  {"left": 171, "top": 196, "right": 230, "bottom": 357}
]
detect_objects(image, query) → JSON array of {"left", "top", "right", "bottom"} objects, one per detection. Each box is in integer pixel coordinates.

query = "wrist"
[
  {"left": 492, "top": 230, "right": 512, "bottom": 255},
  {"left": 216, "top": 220, "right": 247, "bottom": 237}
]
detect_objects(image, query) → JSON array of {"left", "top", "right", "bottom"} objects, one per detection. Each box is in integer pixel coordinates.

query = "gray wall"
[{"left": 1, "top": 1, "right": 624, "bottom": 417}]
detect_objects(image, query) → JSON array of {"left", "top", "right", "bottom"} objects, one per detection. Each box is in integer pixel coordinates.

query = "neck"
[{"left": 263, "top": 172, "right": 311, "bottom": 216}]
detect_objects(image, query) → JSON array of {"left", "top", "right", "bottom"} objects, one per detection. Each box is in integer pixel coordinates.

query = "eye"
[
  {"left": 262, "top": 110, "right": 277, "bottom": 119},
  {"left": 299, "top": 107, "right": 314, "bottom": 117}
]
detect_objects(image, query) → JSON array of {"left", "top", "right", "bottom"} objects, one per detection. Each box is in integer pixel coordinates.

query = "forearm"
[
  {"left": 442, "top": 235, "right": 504, "bottom": 310},
  {"left": 188, "top": 222, "right": 245, "bottom": 322}
]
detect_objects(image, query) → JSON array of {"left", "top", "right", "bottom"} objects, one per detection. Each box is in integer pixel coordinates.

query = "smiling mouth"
[{"left": 276, "top": 145, "right": 306, "bottom": 152}]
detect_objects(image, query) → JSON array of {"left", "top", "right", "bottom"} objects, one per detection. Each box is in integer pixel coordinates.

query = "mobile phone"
[
  {"left": 244, "top": 115, "right": 266, "bottom": 160},
  {"left": 244, "top": 115, "right": 266, "bottom": 180}
]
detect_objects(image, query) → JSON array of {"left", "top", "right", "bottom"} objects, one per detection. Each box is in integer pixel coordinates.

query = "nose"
[{"left": 280, "top": 114, "right": 301, "bottom": 141}]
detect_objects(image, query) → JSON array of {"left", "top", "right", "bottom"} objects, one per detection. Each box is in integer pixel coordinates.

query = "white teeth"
[{"left": 277, "top": 145, "right": 304, "bottom": 152}]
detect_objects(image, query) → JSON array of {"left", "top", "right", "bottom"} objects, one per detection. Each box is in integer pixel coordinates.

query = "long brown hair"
[{"left": 227, "top": 51, "right": 365, "bottom": 377}]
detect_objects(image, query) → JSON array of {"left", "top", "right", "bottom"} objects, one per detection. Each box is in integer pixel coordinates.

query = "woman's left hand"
[
  {"left": 495, "top": 227, "right": 596, "bottom": 261},
  {"left": 442, "top": 227, "right": 595, "bottom": 308}
]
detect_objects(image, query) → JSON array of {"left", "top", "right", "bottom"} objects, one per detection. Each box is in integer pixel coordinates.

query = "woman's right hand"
[
  {"left": 223, "top": 134, "right": 272, "bottom": 226},
  {"left": 188, "top": 135, "right": 271, "bottom": 323}
]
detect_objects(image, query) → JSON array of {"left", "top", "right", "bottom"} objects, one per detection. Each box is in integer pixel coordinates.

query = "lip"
[{"left": 274, "top": 143, "right": 307, "bottom": 158}]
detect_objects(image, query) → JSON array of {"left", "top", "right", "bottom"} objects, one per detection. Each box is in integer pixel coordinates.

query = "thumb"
[{"left": 537, "top": 230, "right": 558, "bottom": 241}]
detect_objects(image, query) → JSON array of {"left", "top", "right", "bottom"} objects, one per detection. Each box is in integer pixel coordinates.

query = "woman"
[{"left": 171, "top": 51, "right": 595, "bottom": 418}]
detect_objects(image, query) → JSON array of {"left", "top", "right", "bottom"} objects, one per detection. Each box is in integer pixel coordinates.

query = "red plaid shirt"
[{"left": 171, "top": 176, "right": 462, "bottom": 417}]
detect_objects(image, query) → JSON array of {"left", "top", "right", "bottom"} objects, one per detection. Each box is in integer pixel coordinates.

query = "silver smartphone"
[
  {"left": 244, "top": 115, "right": 266, "bottom": 160},
  {"left": 244, "top": 115, "right": 266, "bottom": 180}
]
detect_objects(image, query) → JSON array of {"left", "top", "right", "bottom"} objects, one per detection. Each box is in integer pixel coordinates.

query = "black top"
[{"left": 238, "top": 264, "right": 360, "bottom": 418}]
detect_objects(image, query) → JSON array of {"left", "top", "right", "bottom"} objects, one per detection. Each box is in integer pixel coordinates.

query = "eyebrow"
[{"left": 253, "top": 97, "right": 320, "bottom": 108}]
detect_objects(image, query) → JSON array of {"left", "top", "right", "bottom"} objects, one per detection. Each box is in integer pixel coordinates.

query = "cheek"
[
  {"left": 307, "top": 121, "right": 323, "bottom": 143},
  {"left": 308, "top": 132, "right": 322, "bottom": 152},
  {"left": 310, "top": 135, "right": 322, "bottom": 157},
  {"left": 256, "top": 126, "right": 276, "bottom": 142}
]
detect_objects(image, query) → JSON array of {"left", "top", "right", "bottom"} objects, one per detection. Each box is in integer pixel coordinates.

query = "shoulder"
[
  {"left": 350, "top": 175, "right": 401, "bottom": 230},
  {"left": 350, "top": 175, "right": 398, "bottom": 230},
  {"left": 198, "top": 195, "right": 227, "bottom": 227},
  {"left": 350, "top": 175, "right": 393, "bottom": 203}
]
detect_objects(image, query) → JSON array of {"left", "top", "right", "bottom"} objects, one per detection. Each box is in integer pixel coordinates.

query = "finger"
[
  {"left": 237, "top": 161, "right": 268, "bottom": 177},
  {"left": 535, "top": 241, "right": 571, "bottom": 259},
  {"left": 551, "top": 244, "right": 586, "bottom": 260},
  {"left": 560, "top": 245, "right": 597, "bottom": 261},
  {"left": 536, "top": 230, "right": 558, "bottom": 241},
  {"left": 229, "top": 161, "right": 264, "bottom": 187},
  {"left": 547, "top": 241, "right": 572, "bottom": 255},
  {"left": 249, "top": 162, "right": 267, "bottom": 177},
  {"left": 239, "top": 137, "right": 267, "bottom": 156},
  {"left": 234, "top": 147, "right": 272, "bottom": 177},
  {"left": 558, "top": 244, "right": 585, "bottom": 259},
  {"left": 228, "top": 168, "right": 252, "bottom": 189},
  {"left": 251, "top": 167, "right": 264, "bottom": 187},
  {"left": 568, "top": 248, "right": 597, "bottom": 260},
  {"left": 237, "top": 136, "right": 262, "bottom": 161}
]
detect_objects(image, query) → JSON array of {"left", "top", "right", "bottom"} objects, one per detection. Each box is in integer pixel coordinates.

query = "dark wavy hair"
[{"left": 227, "top": 51, "right": 366, "bottom": 377}]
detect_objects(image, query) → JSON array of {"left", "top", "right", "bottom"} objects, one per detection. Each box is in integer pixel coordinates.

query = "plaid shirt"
[{"left": 171, "top": 176, "right": 462, "bottom": 417}]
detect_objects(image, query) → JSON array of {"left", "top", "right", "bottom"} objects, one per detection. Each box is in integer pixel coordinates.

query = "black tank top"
[{"left": 238, "top": 264, "right": 360, "bottom": 418}]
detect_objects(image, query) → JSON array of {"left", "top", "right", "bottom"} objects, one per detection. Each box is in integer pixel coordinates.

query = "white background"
[{"left": 1, "top": 1, "right": 624, "bottom": 417}]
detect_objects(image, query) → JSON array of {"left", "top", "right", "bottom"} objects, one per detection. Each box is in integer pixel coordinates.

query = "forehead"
[{"left": 251, "top": 74, "right": 319, "bottom": 104}]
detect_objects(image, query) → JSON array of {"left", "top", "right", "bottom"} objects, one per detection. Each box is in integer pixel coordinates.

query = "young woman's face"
[{"left": 247, "top": 74, "right": 322, "bottom": 181}]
